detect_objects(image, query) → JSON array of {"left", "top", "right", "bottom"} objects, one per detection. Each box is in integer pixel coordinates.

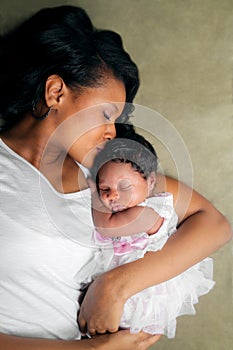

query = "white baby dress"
[{"left": 80, "top": 192, "right": 215, "bottom": 338}]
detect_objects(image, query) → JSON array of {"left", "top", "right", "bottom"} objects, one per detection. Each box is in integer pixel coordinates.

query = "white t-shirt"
[{"left": 0, "top": 139, "right": 95, "bottom": 340}]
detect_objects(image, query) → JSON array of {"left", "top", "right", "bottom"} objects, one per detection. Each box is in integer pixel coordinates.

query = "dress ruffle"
[
  {"left": 120, "top": 257, "right": 214, "bottom": 338},
  {"left": 80, "top": 193, "right": 215, "bottom": 338}
]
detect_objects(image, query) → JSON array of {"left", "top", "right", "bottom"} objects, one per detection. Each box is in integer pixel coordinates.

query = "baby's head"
[{"left": 91, "top": 133, "right": 158, "bottom": 211}]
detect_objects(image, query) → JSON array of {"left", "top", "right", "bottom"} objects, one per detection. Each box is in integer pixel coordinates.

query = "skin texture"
[
  {"left": 78, "top": 173, "right": 232, "bottom": 336},
  {"left": 98, "top": 161, "right": 154, "bottom": 210},
  {"left": 0, "top": 75, "right": 232, "bottom": 349},
  {"left": 0, "top": 331, "right": 162, "bottom": 350},
  {"left": 2, "top": 76, "right": 126, "bottom": 192},
  {"left": 92, "top": 161, "right": 164, "bottom": 237},
  {"left": 0, "top": 5, "right": 232, "bottom": 348},
  {"left": 0, "top": 75, "right": 162, "bottom": 349}
]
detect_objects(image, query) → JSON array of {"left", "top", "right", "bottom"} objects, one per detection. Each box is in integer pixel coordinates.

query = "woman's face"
[
  {"left": 97, "top": 161, "right": 151, "bottom": 212},
  {"left": 56, "top": 77, "right": 126, "bottom": 169}
]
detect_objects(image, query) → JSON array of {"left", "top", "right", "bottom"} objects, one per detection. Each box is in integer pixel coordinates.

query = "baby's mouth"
[{"left": 111, "top": 204, "right": 126, "bottom": 213}]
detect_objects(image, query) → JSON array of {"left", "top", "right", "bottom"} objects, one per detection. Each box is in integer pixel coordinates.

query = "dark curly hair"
[
  {"left": 0, "top": 5, "right": 139, "bottom": 131},
  {"left": 91, "top": 132, "right": 158, "bottom": 192}
]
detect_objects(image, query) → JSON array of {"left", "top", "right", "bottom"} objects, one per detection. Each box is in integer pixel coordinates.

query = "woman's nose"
[{"left": 103, "top": 122, "right": 116, "bottom": 141}]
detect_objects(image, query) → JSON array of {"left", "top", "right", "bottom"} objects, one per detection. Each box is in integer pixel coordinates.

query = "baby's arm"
[{"left": 92, "top": 201, "right": 164, "bottom": 238}]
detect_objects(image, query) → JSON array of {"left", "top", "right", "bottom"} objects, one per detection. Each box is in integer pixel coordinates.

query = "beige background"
[{"left": 1, "top": 0, "right": 232, "bottom": 349}]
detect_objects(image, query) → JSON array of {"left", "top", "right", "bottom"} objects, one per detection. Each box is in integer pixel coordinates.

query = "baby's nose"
[{"left": 108, "top": 189, "right": 119, "bottom": 201}]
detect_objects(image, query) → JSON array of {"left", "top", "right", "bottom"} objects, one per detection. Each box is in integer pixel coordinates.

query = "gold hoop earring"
[{"left": 32, "top": 101, "right": 52, "bottom": 121}]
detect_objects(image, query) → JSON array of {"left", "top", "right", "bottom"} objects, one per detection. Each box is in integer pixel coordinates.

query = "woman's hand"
[
  {"left": 78, "top": 272, "right": 126, "bottom": 335},
  {"left": 0, "top": 331, "right": 161, "bottom": 350},
  {"left": 88, "top": 330, "right": 162, "bottom": 350},
  {"left": 78, "top": 280, "right": 162, "bottom": 350}
]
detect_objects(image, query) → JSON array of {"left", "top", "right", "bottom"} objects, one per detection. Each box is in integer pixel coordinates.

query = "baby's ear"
[{"left": 148, "top": 172, "right": 156, "bottom": 192}]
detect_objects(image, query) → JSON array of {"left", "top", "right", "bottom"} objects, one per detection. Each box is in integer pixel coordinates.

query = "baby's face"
[{"left": 97, "top": 161, "right": 151, "bottom": 212}]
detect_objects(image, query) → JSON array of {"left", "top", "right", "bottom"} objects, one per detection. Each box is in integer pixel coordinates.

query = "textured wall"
[{"left": 1, "top": 1, "right": 232, "bottom": 349}]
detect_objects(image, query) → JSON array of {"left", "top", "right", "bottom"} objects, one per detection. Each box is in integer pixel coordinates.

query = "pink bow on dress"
[
  {"left": 93, "top": 230, "right": 148, "bottom": 256},
  {"left": 113, "top": 236, "right": 148, "bottom": 256}
]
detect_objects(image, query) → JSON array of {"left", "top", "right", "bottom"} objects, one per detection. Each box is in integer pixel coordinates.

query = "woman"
[{"left": 0, "top": 5, "right": 231, "bottom": 350}]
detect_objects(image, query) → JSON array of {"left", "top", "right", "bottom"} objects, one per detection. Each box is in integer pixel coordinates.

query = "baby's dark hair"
[
  {"left": 91, "top": 132, "right": 158, "bottom": 191},
  {"left": 0, "top": 5, "right": 139, "bottom": 131}
]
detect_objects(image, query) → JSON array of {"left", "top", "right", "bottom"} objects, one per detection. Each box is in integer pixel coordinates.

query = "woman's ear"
[
  {"left": 148, "top": 172, "right": 156, "bottom": 192},
  {"left": 45, "top": 75, "right": 67, "bottom": 107}
]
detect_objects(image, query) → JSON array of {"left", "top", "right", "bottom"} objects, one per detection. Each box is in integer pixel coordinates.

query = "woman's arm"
[
  {"left": 0, "top": 331, "right": 161, "bottom": 350},
  {"left": 78, "top": 175, "right": 232, "bottom": 335}
]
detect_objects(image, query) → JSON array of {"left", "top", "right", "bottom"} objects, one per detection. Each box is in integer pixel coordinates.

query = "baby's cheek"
[{"left": 101, "top": 198, "right": 111, "bottom": 208}]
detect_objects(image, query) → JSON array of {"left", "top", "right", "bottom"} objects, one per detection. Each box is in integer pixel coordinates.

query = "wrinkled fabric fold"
[{"left": 80, "top": 193, "right": 215, "bottom": 338}]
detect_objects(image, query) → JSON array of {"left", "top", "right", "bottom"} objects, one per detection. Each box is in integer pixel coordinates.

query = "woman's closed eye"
[{"left": 103, "top": 111, "right": 112, "bottom": 121}]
